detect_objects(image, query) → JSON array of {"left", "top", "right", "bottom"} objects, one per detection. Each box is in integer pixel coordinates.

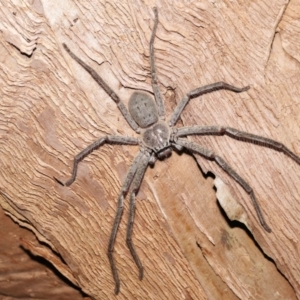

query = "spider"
[{"left": 58, "top": 7, "right": 300, "bottom": 295}]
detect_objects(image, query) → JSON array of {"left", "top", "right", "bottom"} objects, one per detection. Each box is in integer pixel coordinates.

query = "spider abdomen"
[{"left": 128, "top": 92, "right": 158, "bottom": 128}]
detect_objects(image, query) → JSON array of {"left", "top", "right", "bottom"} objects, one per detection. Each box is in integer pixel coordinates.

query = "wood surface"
[{"left": 0, "top": 0, "right": 300, "bottom": 299}]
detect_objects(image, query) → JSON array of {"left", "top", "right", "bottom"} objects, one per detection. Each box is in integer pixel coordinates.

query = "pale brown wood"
[{"left": 0, "top": 0, "right": 299, "bottom": 299}]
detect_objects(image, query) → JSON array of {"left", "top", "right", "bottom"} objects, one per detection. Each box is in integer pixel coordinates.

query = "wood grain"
[{"left": 0, "top": 0, "right": 299, "bottom": 299}]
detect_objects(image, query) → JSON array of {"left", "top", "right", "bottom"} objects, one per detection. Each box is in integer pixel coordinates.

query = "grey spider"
[{"left": 58, "top": 7, "right": 300, "bottom": 295}]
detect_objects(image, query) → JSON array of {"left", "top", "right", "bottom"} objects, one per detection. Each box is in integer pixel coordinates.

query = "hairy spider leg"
[
  {"left": 169, "top": 82, "right": 250, "bottom": 127},
  {"left": 107, "top": 151, "right": 146, "bottom": 294},
  {"left": 175, "top": 125, "right": 300, "bottom": 165},
  {"left": 150, "top": 7, "right": 165, "bottom": 118},
  {"left": 62, "top": 43, "right": 141, "bottom": 133},
  {"left": 126, "top": 153, "right": 151, "bottom": 283},
  {"left": 173, "top": 125, "right": 300, "bottom": 231},
  {"left": 57, "top": 136, "right": 139, "bottom": 186},
  {"left": 174, "top": 138, "right": 272, "bottom": 232}
]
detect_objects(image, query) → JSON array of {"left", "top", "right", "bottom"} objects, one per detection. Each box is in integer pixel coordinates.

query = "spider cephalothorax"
[{"left": 58, "top": 7, "right": 300, "bottom": 295}]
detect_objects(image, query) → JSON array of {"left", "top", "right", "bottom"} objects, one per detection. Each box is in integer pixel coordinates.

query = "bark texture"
[{"left": 0, "top": 0, "right": 300, "bottom": 299}]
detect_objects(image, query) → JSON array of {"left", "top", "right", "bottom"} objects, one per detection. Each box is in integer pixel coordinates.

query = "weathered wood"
[
  {"left": 0, "top": 208, "right": 85, "bottom": 299},
  {"left": 0, "top": 0, "right": 299, "bottom": 299}
]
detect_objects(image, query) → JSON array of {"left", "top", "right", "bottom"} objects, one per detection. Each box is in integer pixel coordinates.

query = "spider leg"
[
  {"left": 62, "top": 44, "right": 140, "bottom": 133},
  {"left": 174, "top": 138, "right": 272, "bottom": 233},
  {"left": 169, "top": 82, "right": 249, "bottom": 127},
  {"left": 58, "top": 136, "right": 139, "bottom": 187},
  {"left": 108, "top": 150, "right": 146, "bottom": 295},
  {"left": 174, "top": 126, "right": 300, "bottom": 165},
  {"left": 150, "top": 7, "right": 165, "bottom": 118},
  {"left": 126, "top": 152, "right": 151, "bottom": 281}
]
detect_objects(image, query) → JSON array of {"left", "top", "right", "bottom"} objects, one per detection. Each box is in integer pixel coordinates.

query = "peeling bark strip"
[{"left": 0, "top": 1, "right": 300, "bottom": 299}]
